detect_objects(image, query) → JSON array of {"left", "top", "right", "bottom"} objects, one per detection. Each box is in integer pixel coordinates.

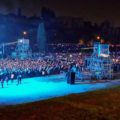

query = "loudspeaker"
[{"left": 71, "top": 72, "right": 75, "bottom": 84}]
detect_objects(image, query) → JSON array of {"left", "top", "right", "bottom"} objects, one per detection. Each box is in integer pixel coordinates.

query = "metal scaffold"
[
  {"left": 85, "top": 42, "right": 112, "bottom": 80},
  {"left": 12, "top": 38, "right": 32, "bottom": 59}
]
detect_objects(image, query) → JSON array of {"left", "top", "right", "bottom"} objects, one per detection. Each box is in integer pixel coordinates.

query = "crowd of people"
[
  {"left": 0, "top": 53, "right": 85, "bottom": 76},
  {"left": 0, "top": 52, "right": 120, "bottom": 88},
  {"left": 0, "top": 52, "right": 90, "bottom": 87}
]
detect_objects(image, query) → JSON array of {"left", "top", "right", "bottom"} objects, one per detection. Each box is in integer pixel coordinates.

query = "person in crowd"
[{"left": 66, "top": 66, "right": 71, "bottom": 84}]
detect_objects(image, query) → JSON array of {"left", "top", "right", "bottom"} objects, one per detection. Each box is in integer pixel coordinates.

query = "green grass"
[{"left": 1, "top": 86, "right": 120, "bottom": 120}]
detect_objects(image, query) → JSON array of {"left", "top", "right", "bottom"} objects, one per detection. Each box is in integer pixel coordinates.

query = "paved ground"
[{"left": 0, "top": 74, "right": 120, "bottom": 106}]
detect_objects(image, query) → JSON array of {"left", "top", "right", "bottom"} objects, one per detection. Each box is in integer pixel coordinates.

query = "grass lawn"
[{"left": 1, "top": 86, "right": 120, "bottom": 120}]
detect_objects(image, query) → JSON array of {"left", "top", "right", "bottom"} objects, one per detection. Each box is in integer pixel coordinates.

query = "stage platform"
[{"left": 0, "top": 74, "right": 120, "bottom": 106}]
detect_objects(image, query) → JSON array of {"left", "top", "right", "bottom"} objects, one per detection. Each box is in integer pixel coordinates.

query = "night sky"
[{"left": 0, "top": 0, "right": 120, "bottom": 26}]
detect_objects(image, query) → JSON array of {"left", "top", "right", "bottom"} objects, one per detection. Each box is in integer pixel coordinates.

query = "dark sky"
[{"left": 0, "top": 0, "right": 120, "bottom": 26}]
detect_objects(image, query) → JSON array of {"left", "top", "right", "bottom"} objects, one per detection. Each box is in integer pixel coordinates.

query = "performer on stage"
[
  {"left": 17, "top": 74, "right": 22, "bottom": 86},
  {"left": 16, "top": 74, "right": 19, "bottom": 86},
  {"left": 1, "top": 78, "right": 4, "bottom": 88},
  {"left": 5, "top": 76, "right": 9, "bottom": 85},
  {"left": 19, "top": 74, "right": 22, "bottom": 84},
  {"left": 11, "top": 73, "right": 14, "bottom": 83}
]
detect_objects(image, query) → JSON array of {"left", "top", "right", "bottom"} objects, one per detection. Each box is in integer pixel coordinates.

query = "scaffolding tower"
[
  {"left": 85, "top": 42, "right": 112, "bottom": 80},
  {"left": 13, "top": 38, "right": 32, "bottom": 59}
]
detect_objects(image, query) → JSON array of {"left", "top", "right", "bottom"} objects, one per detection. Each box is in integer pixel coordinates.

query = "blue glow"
[{"left": 0, "top": 74, "right": 118, "bottom": 106}]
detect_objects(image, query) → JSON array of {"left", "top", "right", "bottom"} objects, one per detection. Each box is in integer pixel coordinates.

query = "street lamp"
[
  {"left": 100, "top": 39, "right": 105, "bottom": 44},
  {"left": 23, "top": 31, "right": 27, "bottom": 35},
  {"left": 96, "top": 36, "right": 100, "bottom": 40}
]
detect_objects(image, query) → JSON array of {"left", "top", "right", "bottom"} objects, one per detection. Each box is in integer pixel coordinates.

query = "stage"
[{"left": 0, "top": 74, "right": 120, "bottom": 106}]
